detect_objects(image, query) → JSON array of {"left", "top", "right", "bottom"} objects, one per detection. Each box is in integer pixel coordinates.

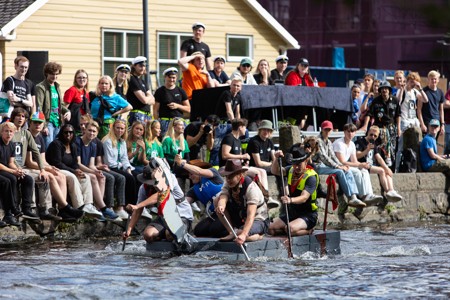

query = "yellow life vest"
[{"left": 287, "top": 168, "right": 319, "bottom": 212}]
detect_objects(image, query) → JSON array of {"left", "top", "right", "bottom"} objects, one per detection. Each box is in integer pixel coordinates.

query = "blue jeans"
[
  {"left": 44, "top": 122, "right": 60, "bottom": 149},
  {"left": 316, "top": 163, "right": 358, "bottom": 197}
]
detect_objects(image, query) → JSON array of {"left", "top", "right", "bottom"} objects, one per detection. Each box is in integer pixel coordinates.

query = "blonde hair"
[
  {"left": 428, "top": 70, "right": 440, "bottom": 78},
  {"left": 1, "top": 122, "right": 16, "bottom": 131},
  {"left": 145, "top": 119, "right": 162, "bottom": 146},
  {"left": 368, "top": 125, "right": 380, "bottom": 135},
  {"left": 112, "top": 71, "right": 129, "bottom": 95},
  {"left": 95, "top": 75, "right": 115, "bottom": 97},
  {"left": 163, "top": 118, "right": 185, "bottom": 151},
  {"left": 87, "top": 121, "right": 100, "bottom": 132},
  {"left": 126, "top": 121, "right": 145, "bottom": 153},
  {"left": 102, "top": 119, "right": 127, "bottom": 147},
  {"left": 394, "top": 70, "right": 405, "bottom": 77},
  {"left": 254, "top": 59, "right": 270, "bottom": 75},
  {"left": 80, "top": 114, "right": 93, "bottom": 124},
  {"left": 73, "top": 69, "right": 89, "bottom": 91}
]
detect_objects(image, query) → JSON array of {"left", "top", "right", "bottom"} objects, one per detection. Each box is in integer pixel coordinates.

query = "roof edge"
[
  {"left": 244, "top": 0, "right": 300, "bottom": 50},
  {"left": 0, "top": 0, "right": 49, "bottom": 39}
]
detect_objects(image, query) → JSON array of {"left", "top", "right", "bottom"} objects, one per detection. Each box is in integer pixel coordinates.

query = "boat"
[{"left": 143, "top": 230, "right": 341, "bottom": 260}]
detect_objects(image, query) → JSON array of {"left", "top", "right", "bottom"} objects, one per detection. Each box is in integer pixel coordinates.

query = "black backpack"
[{"left": 398, "top": 148, "right": 417, "bottom": 173}]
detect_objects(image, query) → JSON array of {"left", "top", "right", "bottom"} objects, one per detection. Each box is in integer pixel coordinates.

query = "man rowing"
[{"left": 269, "top": 145, "right": 319, "bottom": 236}]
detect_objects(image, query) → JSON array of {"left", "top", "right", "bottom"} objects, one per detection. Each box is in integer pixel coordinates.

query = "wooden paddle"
[
  {"left": 279, "top": 156, "right": 293, "bottom": 258},
  {"left": 122, "top": 214, "right": 131, "bottom": 251},
  {"left": 222, "top": 214, "right": 250, "bottom": 261}
]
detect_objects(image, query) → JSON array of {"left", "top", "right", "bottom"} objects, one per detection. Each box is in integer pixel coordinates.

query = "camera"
[
  {"left": 203, "top": 124, "right": 212, "bottom": 134},
  {"left": 368, "top": 138, "right": 375, "bottom": 144}
]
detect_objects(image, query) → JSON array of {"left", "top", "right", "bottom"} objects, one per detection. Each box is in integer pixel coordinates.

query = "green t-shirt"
[
  {"left": 48, "top": 85, "right": 60, "bottom": 127},
  {"left": 162, "top": 137, "right": 190, "bottom": 164},
  {"left": 146, "top": 140, "right": 164, "bottom": 160}
]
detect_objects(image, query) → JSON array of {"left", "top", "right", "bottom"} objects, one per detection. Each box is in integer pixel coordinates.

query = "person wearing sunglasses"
[
  {"left": 46, "top": 123, "right": 103, "bottom": 219},
  {"left": 355, "top": 125, "right": 403, "bottom": 203},
  {"left": 230, "top": 58, "right": 257, "bottom": 85}
]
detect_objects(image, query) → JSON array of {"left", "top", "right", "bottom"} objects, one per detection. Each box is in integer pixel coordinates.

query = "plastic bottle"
[{"left": 313, "top": 77, "right": 319, "bottom": 87}]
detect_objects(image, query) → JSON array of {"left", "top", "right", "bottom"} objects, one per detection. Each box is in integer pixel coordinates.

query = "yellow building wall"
[{"left": 2, "top": 0, "right": 289, "bottom": 91}]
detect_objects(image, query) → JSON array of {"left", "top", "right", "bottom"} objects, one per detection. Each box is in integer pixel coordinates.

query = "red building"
[{"left": 258, "top": 0, "right": 450, "bottom": 77}]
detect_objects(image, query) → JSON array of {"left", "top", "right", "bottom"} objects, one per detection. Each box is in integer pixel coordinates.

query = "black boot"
[
  {"left": 57, "top": 205, "right": 79, "bottom": 222},
  {"left": 39, "top": 207, "right": 62, "bottom": 221},
  {"left": 66, "top": 205, "right": 84, "bottom": 219},
  {"left": 22, "top": 208, "right": 40, "bottom": 221},
  {"left": 3, "top": 215, "right": 21, "bottom": 227}
]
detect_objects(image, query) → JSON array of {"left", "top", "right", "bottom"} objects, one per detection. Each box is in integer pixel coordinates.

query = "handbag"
[{"left": 0, "top": 77, "right": 14, "bottom": 117}]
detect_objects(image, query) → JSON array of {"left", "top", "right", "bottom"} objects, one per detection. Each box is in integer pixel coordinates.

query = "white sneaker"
[
  {"left": 386, "top": 190, "right": 403, "bottom": 202},
  {"left": 348, "top": 198, "right": 367, "bottom": 208},
  {"left": 191, "top": 202, "right": 202, "bottom": 212},
  {"left": 385, "top": 157, "right": 392, "bottom": 167},
  {"left": 115, "top": 209, "right": 129, "bottom": 221},
  {"left": 82, "top": 204, "right": 103, "bottom": 218},
  {"left": 140, "top": 208, "right": 152, "bottom": 220},
  {"left": 363, "top": 194, "right": 384, "bottom": 206}
]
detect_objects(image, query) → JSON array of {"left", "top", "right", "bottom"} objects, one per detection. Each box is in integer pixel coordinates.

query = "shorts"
[
  {"left": 244, "top": 218, "right": 269, "bottom": 236},
  {"left": 147, "top": 216, "right": 192, "bottom": 240},
  {"left": 280, "top": 211, "right": 318, "bottom": 230}
]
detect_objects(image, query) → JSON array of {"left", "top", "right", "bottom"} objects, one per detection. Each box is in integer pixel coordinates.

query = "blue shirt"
[
  {"left": 420, "top": 134, "right": 437, "bottom": 171},
  {"left": 75, "top": 136, "right": 96, "bottom": 167},
  {"left": 91, "top": 93, "right": 129, "bottom": 120}
]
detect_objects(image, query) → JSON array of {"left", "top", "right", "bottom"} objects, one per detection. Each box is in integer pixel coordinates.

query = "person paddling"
[
  {"left": 269, "top": 146, "right": 319, "bottom": 236},
  {"left": 214, "top": 159, "right": 269, "bottom": 245}
]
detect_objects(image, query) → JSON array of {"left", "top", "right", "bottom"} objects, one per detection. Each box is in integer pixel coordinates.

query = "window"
[
  {"left": 227, "top": 35, "right": 253, "bottom": 62},
  {"left": 102, "top": 29, "right": 144, "bottom": 77},
  {"left": 157, "top": 32, "right": 191, "bottom": 83}
]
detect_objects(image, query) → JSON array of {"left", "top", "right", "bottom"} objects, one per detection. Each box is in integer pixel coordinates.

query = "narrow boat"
[{"left": 144, "top": 230, "right": 341, "bottom": 260}]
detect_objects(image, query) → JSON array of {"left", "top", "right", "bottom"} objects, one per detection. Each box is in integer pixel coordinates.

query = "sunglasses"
[{"left": 241, "top": 64, "right": 251, "bottom": 68}]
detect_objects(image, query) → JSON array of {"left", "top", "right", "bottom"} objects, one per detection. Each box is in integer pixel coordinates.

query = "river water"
[{"left": 0, "top": 222, "right": 449, "bottom": 299}]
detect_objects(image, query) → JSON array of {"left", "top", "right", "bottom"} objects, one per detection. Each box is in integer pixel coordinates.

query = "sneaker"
[
  {"left": 348, "top": 198, "right": 367, "bottom": 208},
  {"left": 150, "top": 207, "right": 158, "bottom": 214},
  {"left": 22, "top": 209, "right": 41, "bottom": 221},
  {"left": 191, "top": 202, "right": 202, "bottom": 212},
  {"left": 385, "top": 157, "right": 392, "bottom": 167},
  {"left": 3, "top": 215, "right": 21, "bottom": 227},
  {"left": 115, "top": 209, "right": 129, "bottom": 221},
  {"left": 363, "top": 194, "right": 384, "bottom": 206},
  {"left": 102, "top": 207, "right": 120, "bottom": 220},
  {"left": 267, "top": 197, "right": 281, "bottom": 210},
  {"left": 386, "top": 190, "right": 403, "bottom": 202},
  {"left": 141, "top": 208, "right": 152, "bottom": 220},
  {"left": 82, "top": 204, "right": 103, "bottom": 219}
]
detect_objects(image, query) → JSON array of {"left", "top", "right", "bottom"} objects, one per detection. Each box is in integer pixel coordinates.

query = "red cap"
[{"left": 321, "top": 120, "right": 333, "bottom": 130}]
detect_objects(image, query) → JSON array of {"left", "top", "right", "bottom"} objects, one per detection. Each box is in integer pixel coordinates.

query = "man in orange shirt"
[{"left": 178, "top": 51, "right": 216, "bottom": 100}]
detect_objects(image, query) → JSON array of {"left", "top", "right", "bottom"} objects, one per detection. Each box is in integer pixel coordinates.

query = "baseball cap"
[
  {"left": 429, "top": 119, "right": 440, "bottom": 127},
  {"left": 299, "top": 58, "right": 309, "bottom": 66},
  {"left": 132, "top": 56, "right": 147, "bottom": 65},
  {"left": 214, "top": 56, "right": 226, "bottom": 63},
  {"left": 31, "top": 111, "right": 45, "bottom": 123},
  {"left": 321, "top": 120, "right": 334, "bottom": 130},
  {"left": 240, "top": 57, "right": 252, "bottom": 66}
]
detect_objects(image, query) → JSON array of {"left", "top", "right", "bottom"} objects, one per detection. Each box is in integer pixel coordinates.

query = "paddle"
[
  {"left": 122, "top": 214, "right": 131, "bottom": 252},
  {"left": 222, "top": 214, "right": 250, "bottom": 261},
  {"left": 279, "top": 156, "right": 293, "bottom": 258}
]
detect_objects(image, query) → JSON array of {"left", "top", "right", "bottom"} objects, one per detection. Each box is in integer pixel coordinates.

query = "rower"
[
  {"left": 174, "top": 156, "right": 227, "bottom": 238},
  {"left": 269, "top": 145, "right": 319, "bottom": 236},
  {"left": 214, "top": 159, "right": 269, "bottom": 245},
  {"left": 123, "top": 158, "right": 194, "bottom": 247}
]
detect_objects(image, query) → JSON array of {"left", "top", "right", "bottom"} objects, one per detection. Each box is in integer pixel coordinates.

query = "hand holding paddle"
[{"left": 221, "top": 213, "right": 250, "bottom": 261}]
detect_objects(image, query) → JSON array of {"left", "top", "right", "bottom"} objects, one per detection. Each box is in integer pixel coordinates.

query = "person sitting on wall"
[
  {"left": 214, "top": 159, "right": 269, "bottom": 245},
  {"left": 269, "top": 146, "right": 318, "bottom": 236},
  {"left": 420, "top": 119, "right": 450, "bottom": 175},
  {"left": 174, "top": 156, "right": 227, "bottom": 238}
]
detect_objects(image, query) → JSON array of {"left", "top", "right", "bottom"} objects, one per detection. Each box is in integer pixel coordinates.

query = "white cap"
[
  {"left": 163, "top": 67, "right": 179, "bottom": 76},
  {"left": 192, "top": 22, "right": 206, "bottom": 30},
  {"left": 115, "top": 64, "right": 131, "bottom": 72},
  {"left": 132, "top": 56, "right": 147, "bottom": 65},
  {"left": 213, "top": 55, "right": 226, "bottom": 63},
  {"left": 275, "top": 55, "right": 289, "bottom": 62}
]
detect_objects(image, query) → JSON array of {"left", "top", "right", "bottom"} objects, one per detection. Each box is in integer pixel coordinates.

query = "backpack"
[{"left": 398, "top": 148, "right": 417, "bottom": 173}]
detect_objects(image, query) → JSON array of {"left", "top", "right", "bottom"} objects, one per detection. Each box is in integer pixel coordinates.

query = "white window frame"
[
  {"left": 227, "top": 34, "right": 253, "bottom": 62},
  {"left": 102, "top": 28, "right": 143, "bottom": 74},
  {"left": 157, "top": 31, "right": 191, "bottom": 76}
]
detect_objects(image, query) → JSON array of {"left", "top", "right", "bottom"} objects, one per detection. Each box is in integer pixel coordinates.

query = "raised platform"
[{"left": 145, "top": 230, "right": 341, "bottom": 260}]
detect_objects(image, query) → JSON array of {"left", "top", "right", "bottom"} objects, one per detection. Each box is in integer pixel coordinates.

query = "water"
[{"left": 1, "top": 222, "right": 449, "bottom": 299}]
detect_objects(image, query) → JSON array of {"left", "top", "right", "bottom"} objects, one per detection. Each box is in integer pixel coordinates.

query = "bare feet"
[{"left": 219, "top": 232, "right": 235, "bottom": 242}]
